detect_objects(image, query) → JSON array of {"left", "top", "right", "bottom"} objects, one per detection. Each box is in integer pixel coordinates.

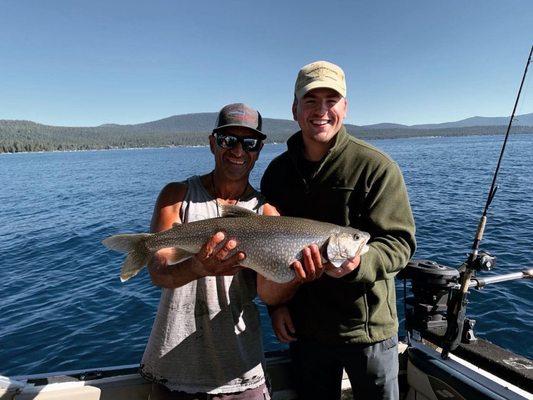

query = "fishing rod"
[{"left": 441, "top": 45, "right": 533, "bottom": 360}]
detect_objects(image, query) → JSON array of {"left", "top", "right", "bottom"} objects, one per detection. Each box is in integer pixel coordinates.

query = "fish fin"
[
  {"left": 120, "top": 249, "right": 150, "bottom": 282},
  {"left": 102, "top": 233, "right": 149, "bottom": 252},
  {"left": 220, "top": 205, "right": 258, "bottom": 218},
  {"left": 168, "top": 247, "right": 193, "bottom": 265},
  {"left": 102, "top": 233, "right": 152, "bottom": 282}
]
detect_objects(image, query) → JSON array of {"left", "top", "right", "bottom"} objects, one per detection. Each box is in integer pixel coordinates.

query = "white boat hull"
[{"left": 1, "top": 341, "right": 531, "bottom": 400}]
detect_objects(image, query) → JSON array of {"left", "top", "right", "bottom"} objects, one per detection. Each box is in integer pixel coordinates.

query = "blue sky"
[{"left": 1, "top": 0, "right": 532, "bottom": 126}]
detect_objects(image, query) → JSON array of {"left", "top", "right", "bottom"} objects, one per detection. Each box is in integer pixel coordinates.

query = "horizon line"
[{"left": 1, "top": 110, "right": 532, "bottom": 129}]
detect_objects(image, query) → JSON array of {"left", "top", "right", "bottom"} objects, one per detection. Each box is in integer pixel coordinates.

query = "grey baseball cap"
[{"left": 213, "top": 103, "right": 266, "bottom": 139}]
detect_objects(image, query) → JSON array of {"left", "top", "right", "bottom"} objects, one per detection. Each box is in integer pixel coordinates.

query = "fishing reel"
[
  {"left": 401, "top": 256, "right": 533, "bottom": 351},
  {"left": 399, "top": 259, "right": 476, "bottom": 346},
  {"left": 458, "top": 250, "right": 496, "bottom": 273}
]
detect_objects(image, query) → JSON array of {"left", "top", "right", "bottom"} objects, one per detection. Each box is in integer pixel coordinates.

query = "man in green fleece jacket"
[{"left": 259, "top": 61, "right": 416, "bottom": 400}]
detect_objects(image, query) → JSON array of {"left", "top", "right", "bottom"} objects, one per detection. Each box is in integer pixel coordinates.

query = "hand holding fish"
[
  {"left": 189, "top": 231, "right": 245, "bottom": 277},
  {"left": 291, "top": 244, "right": 326, "bottom": 282},
  {"left": 147, "top": 232, "right": 245, "bottom": 284},
  {"left": 324, "top": 255, "right": 361, "bottom": 278},
  {"left": 295, "top": 245, "right": 361, "bottom": 281}
]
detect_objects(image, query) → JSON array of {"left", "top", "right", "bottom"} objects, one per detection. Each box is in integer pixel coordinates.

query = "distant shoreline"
[
  {"left": 0, "top": 144, "right": 209, "bottom": 155},
  {"left": 2, "top": 112, "right": 533, "bottom": 154},
  {"left": 2, "top": 132, "right": 532, "bottom": 155}
]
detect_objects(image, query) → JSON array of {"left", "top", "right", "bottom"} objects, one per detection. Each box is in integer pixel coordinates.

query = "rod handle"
[{"left": 476, "top": 215, "right": 487, "bottom": 243}]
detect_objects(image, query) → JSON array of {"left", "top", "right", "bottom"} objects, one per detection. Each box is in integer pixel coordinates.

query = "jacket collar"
[{"left": 287, "top": 125, "right": 350, "bottom": 167}]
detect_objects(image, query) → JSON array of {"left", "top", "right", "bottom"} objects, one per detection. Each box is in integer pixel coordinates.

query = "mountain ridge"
[
  {"left": 1, "top": 112, "right": 532, "bottom": 153},
  {"left": 3, "top": 112, "right": 531, "bottom": 130}
]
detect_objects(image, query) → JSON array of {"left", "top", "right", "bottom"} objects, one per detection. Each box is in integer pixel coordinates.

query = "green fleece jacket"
[{"left": 261, "top": 126, "right": 416, "bottom": 344}]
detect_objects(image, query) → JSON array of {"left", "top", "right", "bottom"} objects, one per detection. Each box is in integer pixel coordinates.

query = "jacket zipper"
[{"left": 363, "top": 283, "right": 370, "bottom": 338}]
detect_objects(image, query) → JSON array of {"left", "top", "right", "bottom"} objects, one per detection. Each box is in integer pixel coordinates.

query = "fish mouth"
[{"left": 357, "top": 238, "right": 370, "bottom": 256}]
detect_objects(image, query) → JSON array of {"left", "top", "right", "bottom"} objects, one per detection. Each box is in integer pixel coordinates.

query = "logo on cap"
[
  {"left": 213, "top": 103, "right": 266, "bottom": 139},
  {"left": 294, "top": 60, "right": 346, "bottom": 99}
]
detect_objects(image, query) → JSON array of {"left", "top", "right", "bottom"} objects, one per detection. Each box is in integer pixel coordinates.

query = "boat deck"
[{"left": 2, "top": 341, "right": 532, "bottom": 400}]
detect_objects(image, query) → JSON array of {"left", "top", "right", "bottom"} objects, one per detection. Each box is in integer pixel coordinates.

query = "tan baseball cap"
[{"left": 294, "top": 61, "right": 346, "bottom": 100}]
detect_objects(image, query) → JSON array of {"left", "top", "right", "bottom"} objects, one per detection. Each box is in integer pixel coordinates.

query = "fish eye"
[{"left": 353, "top": 234, "right": 360, "bottom": 240}]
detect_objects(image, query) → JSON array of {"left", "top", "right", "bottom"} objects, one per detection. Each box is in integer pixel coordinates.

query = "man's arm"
[
  {"left": 344, "top": 161, "right": 416, "bottom": 284},
  {"left": 147, "top": 182, "right": 245, "bottom": 289}
]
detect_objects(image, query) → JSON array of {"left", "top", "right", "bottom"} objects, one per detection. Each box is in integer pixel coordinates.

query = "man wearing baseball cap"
[
  {"left": 260, "top": 61, "right": 416, "bottom": 399},
  {"left": 140, "top": 103, "right": 275, "bottom": 399}
]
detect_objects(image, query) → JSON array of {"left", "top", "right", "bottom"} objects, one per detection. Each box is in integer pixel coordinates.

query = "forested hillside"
[{"left": 1, "top": 113, "right": 532, "bottom": 153}]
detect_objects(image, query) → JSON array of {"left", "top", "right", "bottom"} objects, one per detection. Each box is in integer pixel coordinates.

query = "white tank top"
[{"left": 140, "top": 176, "right": 266, "bottom": 394}]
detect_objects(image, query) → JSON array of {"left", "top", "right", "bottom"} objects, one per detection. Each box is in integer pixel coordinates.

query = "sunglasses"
[{"left": 214, "top": 133, "right": 262, "bottom": 152}]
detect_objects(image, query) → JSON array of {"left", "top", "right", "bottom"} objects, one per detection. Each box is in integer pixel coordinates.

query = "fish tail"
[{"left": 102, "top": 233, "right": 152, "bottom": 282}]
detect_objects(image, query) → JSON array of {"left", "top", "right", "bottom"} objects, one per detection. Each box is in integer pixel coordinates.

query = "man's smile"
[
  {"left": 226, "top": 156, "right": 246, "bottom": 165},
  {"left": 310, "top": 119, "right": 331, "bottom": 126}
]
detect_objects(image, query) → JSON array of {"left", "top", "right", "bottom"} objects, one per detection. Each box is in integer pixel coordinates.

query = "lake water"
[{"left": 1, "top": 134, "right": 532, "bottom": 376}]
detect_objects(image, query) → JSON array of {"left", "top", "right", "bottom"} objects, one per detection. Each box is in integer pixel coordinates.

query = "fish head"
[{"left": 326, "top": 230, "right": 370, "bottom": 268}]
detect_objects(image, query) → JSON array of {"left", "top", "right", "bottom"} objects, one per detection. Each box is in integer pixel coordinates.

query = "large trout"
[{"left": 103, "top": 205, "right": 370, "bottom": 283}]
